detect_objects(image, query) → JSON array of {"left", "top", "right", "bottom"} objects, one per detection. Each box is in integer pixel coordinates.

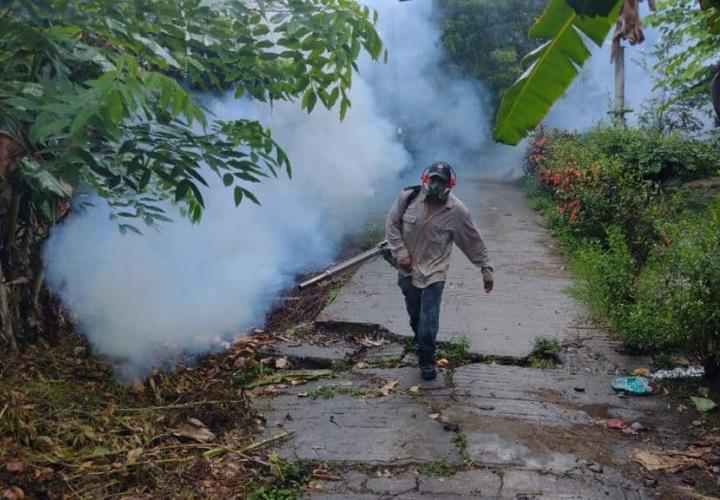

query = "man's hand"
[
  {"left": 482, "top": 268, "right": 493, "bottom": 294},
  {"left": 398, "top": 255, "right": 412, "bottom": 272}
]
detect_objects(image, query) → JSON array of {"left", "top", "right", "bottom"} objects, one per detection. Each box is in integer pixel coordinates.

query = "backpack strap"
[
  {"left": 402, "top": 185, "right": 422, "bottom": 214},
  {"left": 383, "top": 185, "right": 422, "bottom": 268}
]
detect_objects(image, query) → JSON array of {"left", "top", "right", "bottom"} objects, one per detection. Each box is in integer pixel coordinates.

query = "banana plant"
[
  {"left": 492, "top": 0, "right": 622, "bottom": 145},
  {"left": 493, "top": 0, "right": 720, "bottom": 144}
]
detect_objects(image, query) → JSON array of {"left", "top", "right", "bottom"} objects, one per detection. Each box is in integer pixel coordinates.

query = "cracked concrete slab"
[
  {"left": 365, "top": 344, "right": 406, "bottom": 363},
  {"left": 318, "top": 182, "right": 581, "bottom": 359},
  {"left": 451, "top": 363, "right": 663, "bottom": 427},
  {"left": 256, "top": 369, "right": 459, "bottom": 464},
  {"left": 257, "top": 182, "right": 683, "bottom": 499},
  {"left": 499, "top": 469, "right": 646, "bottom": 499},
  {"left": 417, "top": 469, "right": 502, "bottom": 496},
  {"left": 263, "top": 341, "right": 357, "bottom": 367},
  {"left": 258, "top": 393, "right": 461, "bottom": 463}
]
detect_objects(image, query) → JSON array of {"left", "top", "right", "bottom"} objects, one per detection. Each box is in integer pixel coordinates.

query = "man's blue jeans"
[{"left": 398, "top": 275, "right": 445, "bottom": 366}]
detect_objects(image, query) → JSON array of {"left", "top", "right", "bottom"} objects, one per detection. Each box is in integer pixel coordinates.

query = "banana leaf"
[{"left": 493, "top": 0, "right": 622, "bottom": 145}]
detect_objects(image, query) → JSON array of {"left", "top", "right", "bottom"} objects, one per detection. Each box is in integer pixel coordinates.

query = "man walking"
[{"left": 385, "top": 161, "right": 493, "bottom": 380}]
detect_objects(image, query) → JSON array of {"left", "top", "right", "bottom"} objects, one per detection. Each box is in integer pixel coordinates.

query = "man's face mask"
[{"left": 426, "top": 178, "right": 449, "bottom": 201}]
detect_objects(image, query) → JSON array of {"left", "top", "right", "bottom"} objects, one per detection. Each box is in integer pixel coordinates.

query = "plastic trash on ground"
[
  {"left": 650, "top": 366, "right": 705, "bottom": 380},
  {"left": 612, "top": 376, "right": 652, "bottom": 395}
]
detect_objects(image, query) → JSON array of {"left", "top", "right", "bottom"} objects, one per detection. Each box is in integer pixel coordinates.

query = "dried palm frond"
[{"left": 612, "top": 0, "right": 657, "bottom": 62}]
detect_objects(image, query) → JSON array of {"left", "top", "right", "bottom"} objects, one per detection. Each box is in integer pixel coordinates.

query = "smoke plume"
[{"left": 43, "top": 0, "right": 492, "bottom": 379}]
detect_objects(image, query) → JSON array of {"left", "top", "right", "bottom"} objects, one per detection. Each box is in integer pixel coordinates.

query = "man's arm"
[
  {"left": 453, "top": 206, "right": 494, "bottom": 292},
  {"left": 385, "top": 192, "right": 411, "bottom": 268}
]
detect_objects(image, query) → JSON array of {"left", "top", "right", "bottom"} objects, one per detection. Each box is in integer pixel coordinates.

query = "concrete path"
[
  {"left": 251, "top": 182, "right": 702, "bottom": 499},
  {"left": 319, "top": 181, "right": 580, "bottom": 359}
]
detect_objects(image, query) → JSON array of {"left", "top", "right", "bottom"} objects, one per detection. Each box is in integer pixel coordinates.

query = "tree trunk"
[
  {"left": 711, "top": 63, "right": 719, "bottom": 122},
  {"left": 0, "top": 258, "right": 18, "bottom": 351},
  {"left": 614, "top": 45, "right": 626, "bottom": 129}
]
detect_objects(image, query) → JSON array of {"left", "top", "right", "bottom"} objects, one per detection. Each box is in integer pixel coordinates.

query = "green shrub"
[
  {"left": 525, "top": 126, "right": 720, "bottom": 373},
  {"left": 528, "top": 129, "right": 663, "bottom": 262},
  {"left": 569, "top": 225, "right": 637, "bottom": 323},
  {"left": 624, "top": 198, "right": 720, "bottom": 369},
  {"left": 584, "top": 127, "right": 720, "bottom": 182}
]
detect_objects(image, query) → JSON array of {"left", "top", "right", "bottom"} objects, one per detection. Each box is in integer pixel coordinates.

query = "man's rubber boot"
[
  {"left": 418, "top": 352, "right": 437, "bottom": 381},
  {"left": 421, "top": 366, "right": 437, "bottom": 380}
]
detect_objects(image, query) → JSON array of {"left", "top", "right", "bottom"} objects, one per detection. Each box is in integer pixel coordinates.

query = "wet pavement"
[{"left": 252, "top": 182, "right": 705, "bottom": 499}]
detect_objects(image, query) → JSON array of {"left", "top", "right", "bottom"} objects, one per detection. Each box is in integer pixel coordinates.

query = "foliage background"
[{"left": 437, "top": 0, "right": 547, "bottom": 106}]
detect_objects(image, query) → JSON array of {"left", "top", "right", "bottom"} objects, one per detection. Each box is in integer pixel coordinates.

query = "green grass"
[
  {"left": 307, "top": 384, "right": 369, "bottom": 399},
  {"left": 371, "top": 356, "right": 402, "bottom": 368},
  {"left": 326, "top": 286, "right": 342, "bottom": 305},
  {"left": 308, "top": 385, "right": 335, "bottom": 400},
  {"left": 247, "top": 453, "right": 310, "bottom": 500},
  {"left": 437, "top": 336, "right": 471, "bottom": 366},
  {"left": 527, "top": 336, "right": 562, "bottom": 369},
  {"left": 233, "top": 362, "right": 267, "bottom": 388},
  {"left": 403, "top": 337, "right": 417, "bottom": 352},
  {"left": 451, "top": 431, "right": 474, "bottom": 466},
  {"left": 420, "top": 459, "right": 457, "bottom": 476}
]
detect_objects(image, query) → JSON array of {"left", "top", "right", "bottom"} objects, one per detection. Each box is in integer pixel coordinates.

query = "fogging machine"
[{"left": 297, "top": 240, "right": 395, "bottom": 290}]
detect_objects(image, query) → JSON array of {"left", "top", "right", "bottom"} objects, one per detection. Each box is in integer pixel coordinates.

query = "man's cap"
[{"left": 428, "top": 161, "right": 452, "bottom": 182}]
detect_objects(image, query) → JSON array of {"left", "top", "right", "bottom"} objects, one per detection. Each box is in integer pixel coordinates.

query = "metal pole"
[
  {"left": 297, "top": 242, "right": 389, "bottom": 290},
  {"left": 614, "top": 45, "right": 626, "bottom": 129}
]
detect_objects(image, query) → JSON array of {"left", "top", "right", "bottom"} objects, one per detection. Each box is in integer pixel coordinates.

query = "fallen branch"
[
  {"left": 237, "top": 431, "right": 295, "bottom": 454},
  {"left": 246, "top": 370, "right": 333, "bottom": 389}
]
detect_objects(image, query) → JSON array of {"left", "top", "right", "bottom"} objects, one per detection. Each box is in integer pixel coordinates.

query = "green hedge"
[{"left": 525, "top": 126, "right": 720, "bottom": 371}]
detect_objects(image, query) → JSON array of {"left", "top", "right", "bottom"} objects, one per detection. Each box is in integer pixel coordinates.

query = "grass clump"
[
  {"left": 247, "top": 453, "right": 310, "bottom": 500},
  {"left": 437, "top": 337, "right": 471, "bottom": 366},
  {"left": 451, "top": 431, "right": 473, "bottom": 467},
  {"left": 420, "top": 459, "right": 457, "bottom": 476},
  {"left": 372, "top": 356, "right": 402, "bottom": 368},
  {"left": 528, "top": 336, "right": 562, "bottom": 369},
  {"left": 308, "top": 386, "right": 335, "bottom": 400}
]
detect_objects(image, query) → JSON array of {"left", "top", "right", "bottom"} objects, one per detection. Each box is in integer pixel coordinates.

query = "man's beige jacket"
[{"left": 385, "top": 189, "right": 493, "bottom": 288}]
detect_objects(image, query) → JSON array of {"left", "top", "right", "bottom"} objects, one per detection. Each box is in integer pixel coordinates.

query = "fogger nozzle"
[{"left": 297, "top": 241, "right": 390, "bottom": 290}]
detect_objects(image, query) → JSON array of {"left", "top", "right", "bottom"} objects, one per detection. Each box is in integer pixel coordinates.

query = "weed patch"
[
  {"left": 420, "top": 459, "right": 457, "bottom": 476},
  {"left": 451, "top": 431, "right": 473, "bottom": 466},
  {"left": 247, "top": 453, "right": 310, "bottom": 500},
  {"left": 528, "top": 336, "right": 562, "bottom": 368},
  {"left": 437, "top": 337, "right": 471, "bottom": 366}
]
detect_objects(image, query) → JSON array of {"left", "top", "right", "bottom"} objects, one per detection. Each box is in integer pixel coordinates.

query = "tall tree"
[
  {"left": 438, "top": 0, "right": 547, "bottom": 105},
  {"left": 0, "top": 0, "right": 384, "bottom": 348},
  {"left": 647, "top": 0, "right": 720, "bottom": 118}
]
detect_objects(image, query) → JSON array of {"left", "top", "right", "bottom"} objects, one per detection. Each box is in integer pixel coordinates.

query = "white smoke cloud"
[
  {"left": 41, "top": 0, "right": 499, "bottom": 379},
  {"left": 44, "top": 73, "right": 408, "bottom": 379},
  {"left": 363, "top": 0, "right": 491, "bottom": 176}
]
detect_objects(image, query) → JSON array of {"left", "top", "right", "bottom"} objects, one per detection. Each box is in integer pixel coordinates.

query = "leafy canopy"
[
  {"left": 438, "top": 0, "right": 547, "bottom": 106},
  {"left": 647, "top": 0, "right": 720, "bottom": 110},
  {"left": 0, "top": 0, "right": 384, "bottom": 226}
]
